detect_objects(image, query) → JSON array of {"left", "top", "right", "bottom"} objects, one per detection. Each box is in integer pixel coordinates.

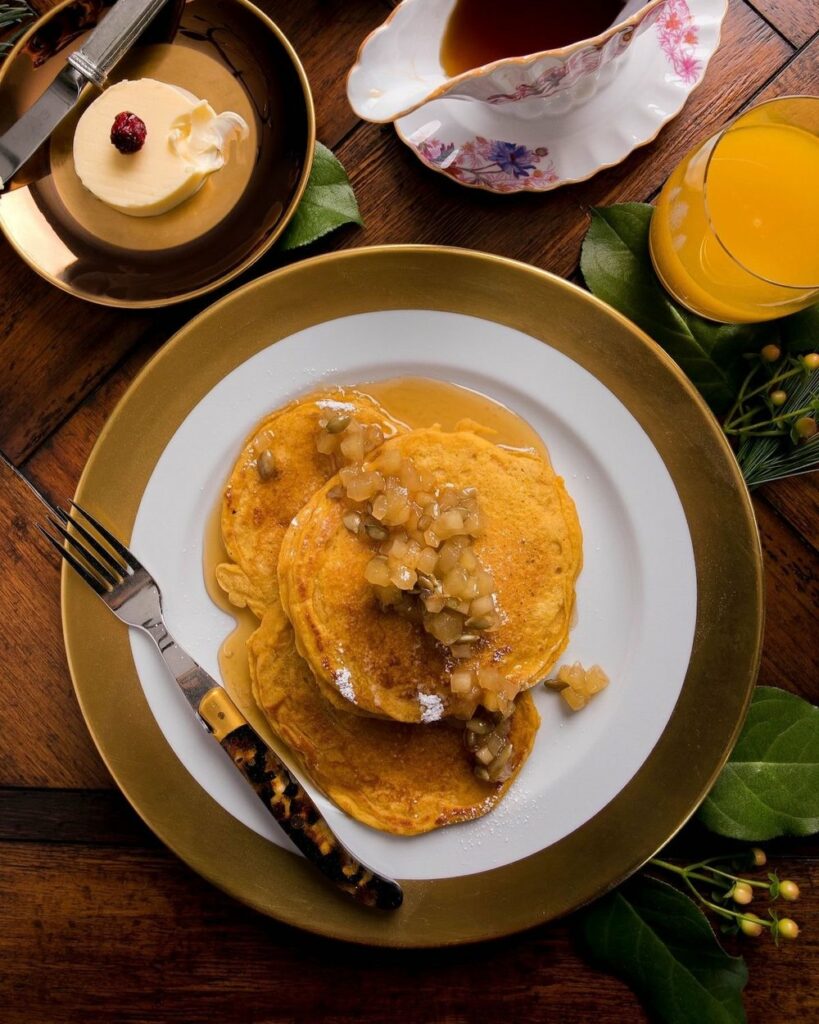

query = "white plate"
[
  {"left": 395, "top": 0, "right": 727, "bottom": 193},
  {"left": 129, "top": 308, "right": 696, "bottom": 880}
]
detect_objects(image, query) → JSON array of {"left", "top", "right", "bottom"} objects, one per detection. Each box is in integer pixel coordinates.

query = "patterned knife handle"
[
  {"left": 198, "top": 688, "right": 403, "bottom": 910},
  {"left": 68, "top": 0, "right": 170, "bottom": 88}
]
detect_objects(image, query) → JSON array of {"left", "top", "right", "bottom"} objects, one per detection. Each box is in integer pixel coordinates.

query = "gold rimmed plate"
[
  {"left": 0, "top": 0, "right": 314, "bottom": 307},
  {"left": 63, "top": 246, "right": 763, "bottom": 946}
]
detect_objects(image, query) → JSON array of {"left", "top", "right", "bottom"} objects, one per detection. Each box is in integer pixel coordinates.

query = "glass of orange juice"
[{"left": 649, "top": 96, "right": 819, "bottom": 323}]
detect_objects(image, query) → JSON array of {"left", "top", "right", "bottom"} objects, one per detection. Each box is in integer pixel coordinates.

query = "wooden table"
[{"left": 1, "top": 1, "right": 817, "bottom": 1021}]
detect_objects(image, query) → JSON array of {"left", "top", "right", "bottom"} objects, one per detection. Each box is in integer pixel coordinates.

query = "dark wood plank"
[
  {"left": 5, "top": 785, "right": 819, "bottom": 858},
  {"left": 748, "top": 0, "right": 818, "bottom": 47},
  {"left": 253, "top": 0, "right": 389, "bottom": 148},
  {"left": 0, "top": 787, "right": 155, "bottom": 845},
  {"left": 0, "top": 464, "right": 112, "bottom": 787},
  {"left": 753, "top": 495, "right": 819, "bottom": 701},
  {"left": 23, "top": 336, "right": 158, "bottom": 497},
  {"left": 330, "top": 0, "right": 791, "bottom": 278},
  {"left": 0, "top": 0, "right": 386, "bottom": 463},
  {"left": 0, "top": 842, "right": 815, "bottom": 1024},
  {"left": 742, "top": 29, "right": 818, "bottom": 102},
  {"left": 760, "top": 473, "right": 819, "bottom": 554},
  {"left": 0, "top": 282, "right": 154, "bottom": 462}
]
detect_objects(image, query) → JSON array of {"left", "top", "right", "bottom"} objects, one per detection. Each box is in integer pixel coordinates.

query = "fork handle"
[{"left": 197, "top": 687, "right": 403, "bottom": 910}]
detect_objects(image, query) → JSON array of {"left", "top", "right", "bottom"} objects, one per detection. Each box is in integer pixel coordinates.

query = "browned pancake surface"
[
  {"left": 248, "top": 603, "right": 541, "bottom": 835},
  {"left": 279, "top": 428, "right": 582, "bottom": 723}
]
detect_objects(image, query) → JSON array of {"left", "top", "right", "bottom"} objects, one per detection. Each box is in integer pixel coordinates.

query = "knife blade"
[{"left": 0, "top": 0, "right": 170, "bottom": 190}]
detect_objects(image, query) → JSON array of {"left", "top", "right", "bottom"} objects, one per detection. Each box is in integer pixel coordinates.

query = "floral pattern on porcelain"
[
  {"left": 452, "top": 2, "right": 667, "bottom": 112},
  {"left": 656, "top": 0, "right": 701, "bottom": 83},
  {"left": 416, "top": 137, "right": 558, "bottom": 193},
  {"left": 483, "top": 21, "right": 648, "bottom": 105},
  {"left": 482, "top": 0, "right": 699, "bottom": 105}
]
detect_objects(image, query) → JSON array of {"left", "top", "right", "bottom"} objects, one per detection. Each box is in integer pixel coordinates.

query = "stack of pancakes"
[{"left": 216, "top": 387, "right": 582, "bottom": 835}]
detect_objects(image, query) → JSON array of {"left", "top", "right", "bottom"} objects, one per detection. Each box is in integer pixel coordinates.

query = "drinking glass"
[{"left": 649, "top": 96, "right": 819, "bottom": 323}]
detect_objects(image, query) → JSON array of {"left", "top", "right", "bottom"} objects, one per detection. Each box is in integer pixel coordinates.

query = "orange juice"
[{"left": 650, "top": 100, "right": 819, "bottom": 323}]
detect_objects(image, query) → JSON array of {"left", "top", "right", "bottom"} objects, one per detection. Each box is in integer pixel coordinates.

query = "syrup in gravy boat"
[{"left": 347, "top": 0, "right": 668, "bottom": 123}]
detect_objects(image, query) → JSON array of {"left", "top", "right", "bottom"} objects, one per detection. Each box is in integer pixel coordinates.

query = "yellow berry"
[
  {"left": 780, "top": 880, "right": 800, "bottom": 901},
  {"left": 761, "top": 344, "right": 781, "bottom": 363},
  {"left": 777, "top": 918, "right": 800, "bottom": 941},
  {"left": 795, "top": 417, "right": 817, "bottom": 439},
  {"left": 740, "top": 915, "right": 765, "bottom": 938},
  {"left": 751, "top": 848, "right": 767, "bottom": 867},
  {"left": 803, "top": 353, "right": 819, "bottom": 370},
  {"left": 731, "top": 882, "right": 753, "bottom": 905},
  {"left": 770, "top": 390, "right": 788, "bottom": 406}
]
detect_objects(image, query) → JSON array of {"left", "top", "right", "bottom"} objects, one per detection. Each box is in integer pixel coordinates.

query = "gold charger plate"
[
  {"left": 63, "top": 245, "right": 763, "bottom": 946},
  {"left": 0, "top": 0, "right": 314, "bottom": 307}
]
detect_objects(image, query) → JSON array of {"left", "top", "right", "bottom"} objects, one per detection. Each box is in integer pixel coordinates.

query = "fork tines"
[{"left": 37, "top": 501, "right": 140, "bottom": 595}]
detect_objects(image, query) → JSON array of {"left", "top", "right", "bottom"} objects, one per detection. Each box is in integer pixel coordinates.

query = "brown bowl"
[{"left": 0, "top": 0, "right": 315, "bottom": 307}]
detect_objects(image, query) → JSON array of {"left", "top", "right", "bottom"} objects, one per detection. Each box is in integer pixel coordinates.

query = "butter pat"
[{"left": 73, "top": 78, "right": 249, "bottom": 217}]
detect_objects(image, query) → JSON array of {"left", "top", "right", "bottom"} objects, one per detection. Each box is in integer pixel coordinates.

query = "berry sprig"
[
  {"left": 650, "top": 848, "right": 802, "bottom": 943},
  {"left": 724, "top": 348, "right": 819, "bottom": 441}
]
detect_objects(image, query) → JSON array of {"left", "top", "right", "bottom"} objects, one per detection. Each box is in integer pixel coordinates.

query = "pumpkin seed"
[
  {"left": 416, "top": 573, "right": 435, "bottom": 592},
  {"left": 465, "top": 615, "right": 493, "bottom": 631},
  {"left": 465, "top": 715, "right": 492, "bottom": 735},
  {"left": 257, "top": 449, "right": 277, "bottom": 481},
  {"left": 463, "top": 729, "right": 481, "bottom": 752},
  {"left": 473, "top": 766, "right": 491, "bottom": 782},
  {"left": 325, "top": 414, "right": 351, "bottom": 434},
  {"left": 486, "top": 732, "right": 506, "bottom": 758},
  {"left": 365, "top": 520, "right": 389, "bottom": 541}
]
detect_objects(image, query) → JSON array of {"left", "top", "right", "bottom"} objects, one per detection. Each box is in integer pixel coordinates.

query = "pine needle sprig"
[
  {"left": 737, "top": 368, "right": 819, "bottom": 487},
  {"left": 0, "top": 0, "right": 34, "bottom": 58}
]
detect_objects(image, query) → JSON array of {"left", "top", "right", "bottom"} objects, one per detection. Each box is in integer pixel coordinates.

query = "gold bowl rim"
[{"left": 0, "top": 0, "right": 316, "bottom": 308}]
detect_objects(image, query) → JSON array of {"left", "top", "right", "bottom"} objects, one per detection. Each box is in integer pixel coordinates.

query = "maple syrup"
[
  {"left": 204, "top": 378, "right": 547, "bottom": 719},
  {"left": 440, "top": 0, "right": 625, "bottom": 77}
]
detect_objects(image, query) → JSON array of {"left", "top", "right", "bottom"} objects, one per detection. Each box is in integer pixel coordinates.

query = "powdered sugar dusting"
[
  {"left": 418, "top": 692, "right": 444, "bottom": 723},
  {"left": 316, "top": 399, "right": 354, "bottom": 411},
  {"left": 334, "top": 667, "right": 356, "bottom": 704}
]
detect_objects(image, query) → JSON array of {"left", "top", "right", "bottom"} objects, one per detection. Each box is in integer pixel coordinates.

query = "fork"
[{"left": 5, "top": 456, "right": 402, "bottom": 910}]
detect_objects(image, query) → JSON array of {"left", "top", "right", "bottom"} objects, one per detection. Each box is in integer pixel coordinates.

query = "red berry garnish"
[{"left": 110, "top": 111, "right": 147, "bottom": 154}]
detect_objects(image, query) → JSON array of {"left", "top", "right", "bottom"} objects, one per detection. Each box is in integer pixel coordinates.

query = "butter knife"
[{"left": 0, "top": 0, "right": 170, "bottom": 189}]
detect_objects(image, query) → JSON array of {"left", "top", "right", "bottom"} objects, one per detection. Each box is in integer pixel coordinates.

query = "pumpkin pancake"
[
  {"left": 248, "top": 603, "right": 541, "bottom": 836},
  {"left": 216, "top": 387, "right": 403, "bottom": 619},
  {"left": 278, "top": 428, "right": 582, "bottom": 724}
]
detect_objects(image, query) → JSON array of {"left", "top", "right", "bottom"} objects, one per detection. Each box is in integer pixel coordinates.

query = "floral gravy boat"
[{"left": 348, "top": 0, "right": 668, "bottom": 123}]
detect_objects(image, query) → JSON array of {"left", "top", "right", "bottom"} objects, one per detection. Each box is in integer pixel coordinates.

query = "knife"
[{"left": 0, "top": 0, "right": 170, "bottom": 190}]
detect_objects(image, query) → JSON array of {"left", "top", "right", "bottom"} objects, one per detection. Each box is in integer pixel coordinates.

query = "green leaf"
[
  {"left": 698, "top": 687, "right": 819, "bottom": 840},
  {"left": 781, "top": 304, "right": 819, "bottom": 354},
  {"left": 278, "top": 141, "right": 363, "bottom": 251},
  {"left": 580, "top": 204, "right": 762, "bottom": 413},
  {"left": 577, "top": 876, "right": 747, "bottom": 1024}
]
